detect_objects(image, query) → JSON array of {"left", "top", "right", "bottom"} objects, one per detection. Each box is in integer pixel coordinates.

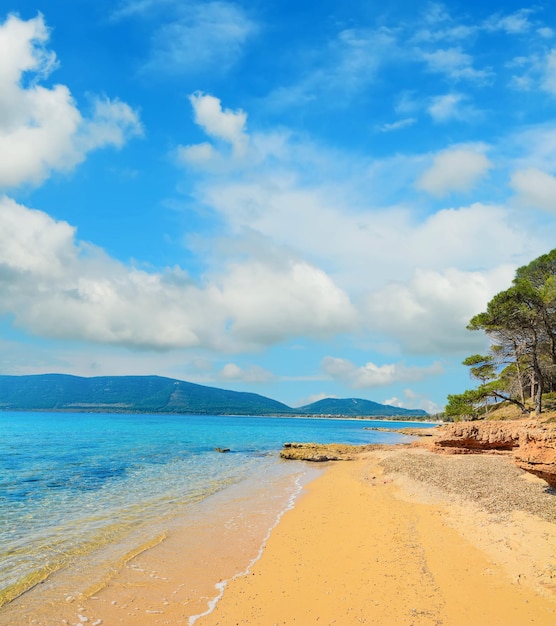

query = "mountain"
[
  {"left": 0, "top": 374, "right": 428, "bottom": 417},
  {"left": 298, "top": 397, "right": 427, "bottom": 418},
  {"left": 0, "top": 374, "right": 293, "bottom": 416}
]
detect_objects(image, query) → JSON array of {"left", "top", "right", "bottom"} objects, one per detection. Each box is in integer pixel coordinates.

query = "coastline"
[{"left": 3, "top": 445, "right": 554, "bottom": 625}]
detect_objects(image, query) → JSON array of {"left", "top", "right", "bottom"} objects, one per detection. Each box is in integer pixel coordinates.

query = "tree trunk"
[
  {"left": 513, "top": 343, "right": 526, "bottom": 404},
  {"left": 532, "top": 352, "right": 543, "bottom": 416}
]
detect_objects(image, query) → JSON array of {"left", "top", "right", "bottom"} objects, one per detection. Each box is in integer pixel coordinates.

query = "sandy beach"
[{"left": 3, "top": 447, "right": 555, "bottom": 626}]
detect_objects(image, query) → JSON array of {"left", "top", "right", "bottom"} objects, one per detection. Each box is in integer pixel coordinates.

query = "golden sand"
[
  {"left": 196, "top": 451, "right": 555, "bottom": 626},
  {"left": 2, "top": 448, "right": 555, "bottom": 626}
]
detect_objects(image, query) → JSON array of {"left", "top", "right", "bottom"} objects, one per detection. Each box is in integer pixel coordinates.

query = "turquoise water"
[{"left": 0, "top": 411, "right": 430, "bottom": 608}]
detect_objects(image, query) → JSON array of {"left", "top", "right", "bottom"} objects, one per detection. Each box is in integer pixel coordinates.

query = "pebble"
[{"left": 380, "top": 452, "right": 556, "bottom": 522}]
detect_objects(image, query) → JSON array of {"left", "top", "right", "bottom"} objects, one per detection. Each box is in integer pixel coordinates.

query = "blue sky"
[{"left": 2, "top": 1, "right": 556, "bottom": 412}]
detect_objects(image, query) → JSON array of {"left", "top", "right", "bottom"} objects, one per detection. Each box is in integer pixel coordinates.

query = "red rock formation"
[
  {"left": 514, "top": 426, "right": 556, "bottom": 488},
  {"left": 429, "top": 419, "right": 556, "bottom": 489}
]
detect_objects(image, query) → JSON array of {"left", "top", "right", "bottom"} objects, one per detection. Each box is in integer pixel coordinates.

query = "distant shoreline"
[{"left": 0, "top": 407, "right": 439, "bottom": 423}]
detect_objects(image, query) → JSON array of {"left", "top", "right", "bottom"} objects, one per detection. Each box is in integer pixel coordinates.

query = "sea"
[{"left": 0, "top": 411, "right": 433, "bottom": 622}]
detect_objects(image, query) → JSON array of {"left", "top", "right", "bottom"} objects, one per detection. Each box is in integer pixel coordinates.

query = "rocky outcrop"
[
  {"left": 429, "top": 419, "right": 556, "bottom": 489},
  {"left": 514, "top": 427, "right": 556, "bottom": 488},
  {"left": 432, "top": 421, "right": 522, "bottom": 451},
  {"left": 280, "top": 443, "right": 378, "bottom": 462}
]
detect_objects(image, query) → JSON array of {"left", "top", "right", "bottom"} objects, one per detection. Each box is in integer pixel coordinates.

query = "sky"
[{"left": 2, "top": 1, "right": 556, "bottom": 413}]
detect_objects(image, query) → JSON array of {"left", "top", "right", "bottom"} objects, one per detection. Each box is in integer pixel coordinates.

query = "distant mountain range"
[{"left": 0, "top": 374, "right": 427, "bottom": 418}]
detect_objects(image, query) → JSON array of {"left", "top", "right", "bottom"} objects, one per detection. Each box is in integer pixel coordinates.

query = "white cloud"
[
  {"left": 365, "top": 265, "right": 515, "bottom": 355},
  {"left": 218, "top": 256, "right": 357, "bottom": 346},
  {"left": 190, "top": 93, "right": 247, "bottom": 146},
  {"left": 176, "top": 96, "right": 552, "bottom": 358},
  {"left": 267, "top": 27, "right": 396, "bottom": 108},
  {"left": 0, "top": 14, "right": 142, "bottom": 189},
  {"left": 77, "top": 96, "right": 143, "bottom": 152},
  {"left": 510, "top": 124, "right": 556, "bottom": 172},
  {"left": 178, "top": 93, "right": 248, "bottom": 167},
  {"left": 511, "top": 168, "right": 556, "bottom": 212},
  {"left": 417, "top": 146, "right": 492, "bottom": 196},
  {"left": 0, "top": 197, "right": 355, "bottom": 351},
  {"left": 322, "top": 356, "right": 444, "bottom": 388},
  {"left": 483, "top": 10, "right": 533, "bottom": 35},
  {"left": 427, "top": 93, "right": 467, "bottom": 122},
  {"left": 542, "top": 49, "right": 556, "bottom": 95},
  {"left": 112, "top": 0, "right": 174, "bottom": 19},
  {"left": 178, "top": 94, "right": 550, "bottom": 296},
  {"left": 220, "top": 363, "right": 274, "bottom": 383},
  {"left": 142, "top": 1, "right": 257, "bottom": 75},
  {"left": 421, "top": 47, "right": 491, "bottom": 82},
  {"left": 293, "top": 391, "right": 336, "bottom": 408},
  {"left": 383, "top": 389, "right": 443, "bottom": 414},
  {"left": 378, "top": 118, "right": 416, "bottom": 133},
  {"left": 538, "top": 27, "right": 554, "bottom": 39}
]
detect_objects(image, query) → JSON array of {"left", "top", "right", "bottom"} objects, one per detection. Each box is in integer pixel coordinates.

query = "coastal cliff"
[{"left": 428, "top": 418, "right": 556, "bottom": 488}]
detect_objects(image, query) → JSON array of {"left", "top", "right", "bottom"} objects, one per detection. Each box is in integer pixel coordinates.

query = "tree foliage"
[{"left": 452, "top": 248, "right": 556, "bottom": 417}]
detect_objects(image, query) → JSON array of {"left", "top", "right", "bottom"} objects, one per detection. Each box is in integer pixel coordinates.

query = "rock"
[
  {"left": 427, "top": 419, "right": 556, "bottom": 489},
  {"left": 514, "top": 425, "right": 556, "bottom": 488},
  {"left": 432, "top": 421, "right": 522, "bottom": 451},
  {"left": 280, "top": 442, "right": 378, "bottom": 461},
  {"left": 215, "top": 447, "right": 231, "bottom": 453}
]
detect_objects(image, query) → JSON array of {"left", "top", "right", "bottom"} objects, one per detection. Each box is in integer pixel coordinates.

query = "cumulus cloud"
[
  {"left": 416, "top": 146, "right": 492, "bottom": 196},
  {"left": 193, "top": 173, "right": 536, "bottom": 297},
  {"left": 511, "top": 168, "right": 556, "bottom": 212},
  {"left": 0, "top": 13, "right": 142, "bottom": 189},
  {"left": 218, "top": 256, "right": 357, "bottom": 346},
  {"left": 322, "top": 357, "right": 443, "bottom": 388},
  {"left": 0, "top": 197, "right": 354, "bottom": 351},
  {"left": 177, "top": 93, "right": 249, "bottom": 167},
  {"left": 365, "top": 265, "right": 515, "bottom": 355}
]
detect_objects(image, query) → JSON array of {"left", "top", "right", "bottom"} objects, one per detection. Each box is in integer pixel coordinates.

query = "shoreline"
[
  {"left": 197, "top": 449, "right": 555, "bottom": 626},
  {"left": 3, "top": 445, "right": 554, "bottom": 625},
  {"left": 0, "top": 457, "right": 320, "bottom": 626}
]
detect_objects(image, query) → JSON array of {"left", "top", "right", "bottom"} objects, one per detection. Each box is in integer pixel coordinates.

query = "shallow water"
[{"left": 0, "top": 411, "right": 429, "bottom": 613}]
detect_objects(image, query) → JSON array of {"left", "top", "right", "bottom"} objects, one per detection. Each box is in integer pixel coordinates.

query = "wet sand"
[{"left": 3, "top": 448, "right": 555, "bottom": 625}]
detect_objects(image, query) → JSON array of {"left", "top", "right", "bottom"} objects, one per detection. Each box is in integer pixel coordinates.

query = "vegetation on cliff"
[{"left": 447, "top": 249, "right": 556, "bottom": 420}]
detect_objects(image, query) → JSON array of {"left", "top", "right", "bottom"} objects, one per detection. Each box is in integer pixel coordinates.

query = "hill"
[
  {"left": 298, "top": 397, "right": 428, "bottom": 418},
  {"left": 0, "top": 374, "right": 293, "bottom": 416},
  {"left": 0, "top": 374, "right": 428, "bottom": 417}
]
